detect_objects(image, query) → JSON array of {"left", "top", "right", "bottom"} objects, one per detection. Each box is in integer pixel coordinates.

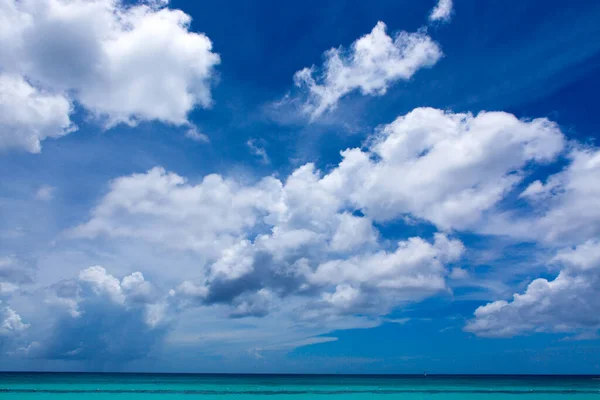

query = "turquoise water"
[{"left": 1, "top": 373, "right": 599, "bottom": 399}]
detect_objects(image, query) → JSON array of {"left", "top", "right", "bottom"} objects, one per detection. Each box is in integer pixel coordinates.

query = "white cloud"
[
  {"left": 35, "top": 184, "right": 56, "bottom": 201},
  {"left": 246, "top": 138, "right": 270, "bottom": 164},
  {"left": 326, "top": 108, "right": 564, "bottom": 230},
  {"left": 307, "top": 234, "right": 463, "bottom": 316},
  {"left": 488, "top": 147, "right": 600, "bottom": 245},
  {"left": 0, "top": 73, "right": 74, "bottom": 153},
  {"left": 73, "top": 167, "right": 282, "bottom": 258},
  {"left": 185, "top": 126, "right": 210, "bottom": 143},
  {"left": 0, "top": 0, "right": 220, "bottom": 151},
  {"left": 449, "top": 267, "right": 469, "bottom": 280},
  {"left": 429, "top": 0, "right": 453, "bottom": 23},
  {"left": 293, "top": 21, "right": 442, "bottom": 119},
  {"left": 466, "top": 240, "right": 600, "bottom": 338},
  {"left": 329, "top": 212, "right": 378, "bottom": 253},
  {"left": 78, "top": 265, "right": 128, "bottom": 305},
  {"left": 311, "top": 234, "right": 462, "bottom": 291}
]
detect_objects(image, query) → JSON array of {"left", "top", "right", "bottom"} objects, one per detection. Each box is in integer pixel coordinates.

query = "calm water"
[{"left": 0, "top": 373, "right": 599, "bottom": 399}]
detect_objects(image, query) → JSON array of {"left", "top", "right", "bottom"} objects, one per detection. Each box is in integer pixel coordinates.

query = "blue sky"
[{"left": 1, "top": 0, "right": 600, "bottom": 374}]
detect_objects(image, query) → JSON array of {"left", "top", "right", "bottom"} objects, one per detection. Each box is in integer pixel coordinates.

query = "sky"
[{"left": 1, "top": 0, "right": 600, "bottom": 374}]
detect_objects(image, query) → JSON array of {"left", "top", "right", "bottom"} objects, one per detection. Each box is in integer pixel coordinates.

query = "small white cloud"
[
  {"left": 246, "top": 138, "right": 270, "bottom": 164},
  {"left": 293, "top": 21, "right": 442, "bottom": 119},
  {"left": 185, "top": 126, "right": 210, "bottom": 143},
  {"left": 450, "top": 268, "right": 469, "bottom": 280},
  {"left": 385, "top": 318, "right": 411, "bottom": 325},
  {"left": 35, "top": 185, "right": 56, "bottom": 201},
  {"left": 429, "top": 0, "right": 453, "bottom": 23}
]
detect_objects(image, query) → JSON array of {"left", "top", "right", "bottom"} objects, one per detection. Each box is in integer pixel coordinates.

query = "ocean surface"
[{"left": 0, "top": 373, "right": 599, "bottom": 399}]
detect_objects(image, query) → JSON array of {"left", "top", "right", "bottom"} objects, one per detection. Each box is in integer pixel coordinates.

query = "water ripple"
[{"left": 1, "top": 388, "right": 599, "bottom": 395}]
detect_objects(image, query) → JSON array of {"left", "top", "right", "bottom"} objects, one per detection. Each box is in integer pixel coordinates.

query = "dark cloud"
[{"left": 28, "top": 267, "right": 171, "bottom": 365}]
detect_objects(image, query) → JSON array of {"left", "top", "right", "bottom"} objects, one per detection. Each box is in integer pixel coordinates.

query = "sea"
[{"left": 0, "top": 373, "right": 599, "bottom": 399}]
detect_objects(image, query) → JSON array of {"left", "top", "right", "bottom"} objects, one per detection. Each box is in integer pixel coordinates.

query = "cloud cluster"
[
  {"left": 72, "top": 108, "right": 567, "bottom": 327},
  {"left": 75, "top": 162, "right": 463, "bottom": 321},
  {"left": 5, "top": 103, "right": 592, "bottom": 358},
  {"left": 2, "top": 0, "right": 597, "bottom": 367},
  {"left": 0, "top": 0, "right": 220, "bottom": 152},
  {"left": 293, "top": 22, "right": 442, "bottom": 119}
]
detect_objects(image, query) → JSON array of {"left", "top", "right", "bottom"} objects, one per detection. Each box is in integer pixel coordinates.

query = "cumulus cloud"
[
  {"left": 73, "top": 167, "right": 282, "bottom": 258},
  {"left": 311, "top": 234, "right": 463, "bottom": 292},
  {"left": 326, "top": 108, "right": 564, "bottom": 230},
  {"left": 0, "top": 0, "right": 220, "bottom": 152},
  {"left": 429, "top": 0, "right": 453, "bottom": 23},
  {"left": 293, "top": 22, "right": 442, "bottom": 119},
  {"left": 466, "top": 240, "right": 600, "bottom": 338},
  {"left": 307, "top": 234, "right": 463, "bottom": 315},
  {"left": 36, "top": 266, "right": 169, "bottom": 362}
]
